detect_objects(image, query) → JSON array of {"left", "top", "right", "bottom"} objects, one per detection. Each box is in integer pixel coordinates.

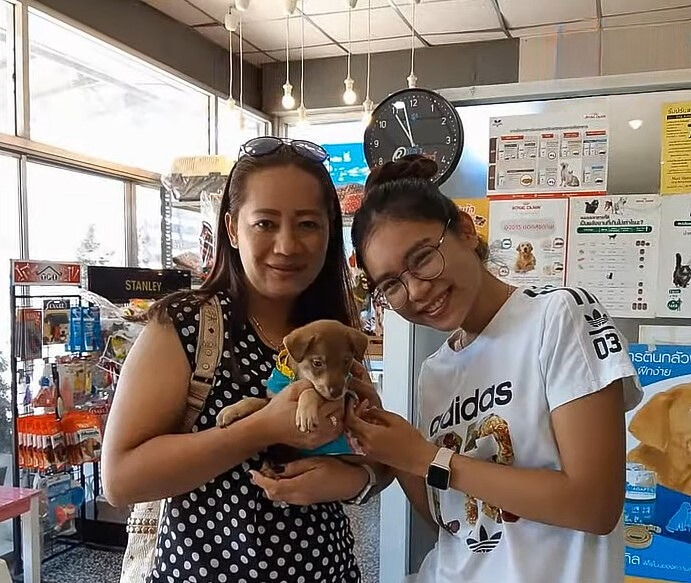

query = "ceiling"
[{"left": 141, "top": 0, "right": 691, "bottom": 65}]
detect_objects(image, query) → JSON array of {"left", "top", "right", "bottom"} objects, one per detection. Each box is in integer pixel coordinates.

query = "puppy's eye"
[{"left": 311, "top": 358, "right": 324, "bottom": 368}]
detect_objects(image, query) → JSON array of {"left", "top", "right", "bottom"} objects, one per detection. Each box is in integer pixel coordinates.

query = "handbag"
[{"left": 119, "top": 295, "right": 223, "bottom": 582}]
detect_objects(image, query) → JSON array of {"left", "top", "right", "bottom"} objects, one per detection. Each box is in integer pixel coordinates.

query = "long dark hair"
[
  {"left": 151, "top": 145, "right": 358, "bottom": 336},
  {"left": 352, "top": 155, "right": 488, "bottom": 279}
]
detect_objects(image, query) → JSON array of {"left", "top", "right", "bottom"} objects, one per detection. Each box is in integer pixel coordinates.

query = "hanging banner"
[
  {"left": 487, "top": 197, "right": 568, "bottom": 287},
  {"left": 487, "top": 111, "right": 608, "bottom": 196},
  {"left": 11, "top": 260, "right": 82, "bottom": 286},
  {"left": 324, "top": 143, "right": 369, "bottom": 217},
  {"left": 453, "top": 198, "right": 489, "bottom": 241},
  {"left": 565, "top": 195, "right": 661, "bottom": 318},
  {"left": 660, "top": 102, "right": 691, "bottom": 194},
  {"left": 656, "top": 194, "right": 691, "bottom": 318},
  {"left": 625, "top": 344, "right": 691, "bottom": 583},
  {"left": 85, "top": 266, "right": 191, "bottom": 304}
]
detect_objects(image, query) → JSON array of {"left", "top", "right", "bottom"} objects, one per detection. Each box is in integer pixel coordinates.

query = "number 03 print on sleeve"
[{"left": 584, "top": 307, "right": 623, "bottom": 360}]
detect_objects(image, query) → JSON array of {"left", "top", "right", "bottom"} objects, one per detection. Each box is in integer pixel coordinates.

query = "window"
[
  {"left": 28, "top": 10, "right": 211, "bottom": 172},
  {"left": 217, "top": 102, "right": 269, "bottom": 159},
  {"left": 26, "top": 163, "right": 126, "bottom": 265},
  {"left": 0, "top": 154, "right": 19, "bottom": 556},
  {"left": 136, "top": 185, "right": 163, "bottom": 268},
  {"left": 0, "top": 1, "right": 14, "bottom": 134}
]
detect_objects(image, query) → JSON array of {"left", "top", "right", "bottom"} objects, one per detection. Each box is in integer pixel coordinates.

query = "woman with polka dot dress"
[{"left": 102, "top": 138, "right": 386, "bottom": 583}]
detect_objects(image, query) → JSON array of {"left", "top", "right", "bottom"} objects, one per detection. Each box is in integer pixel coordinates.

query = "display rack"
[{"left": 8, "top": 260, "right": 192, "bottom": 572}]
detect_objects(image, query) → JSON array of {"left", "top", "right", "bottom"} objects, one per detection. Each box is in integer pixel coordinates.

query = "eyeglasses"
[
  {"left": 239, "top": 137, "right": 329, "bottom": 164},
  {"left": 374, "top": 219, "right": 450, "bottom": 310}
]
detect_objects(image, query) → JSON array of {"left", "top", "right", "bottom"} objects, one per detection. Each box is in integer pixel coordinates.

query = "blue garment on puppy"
[{"left": 266, "top": 366, "right": 356, "bottom": 456}]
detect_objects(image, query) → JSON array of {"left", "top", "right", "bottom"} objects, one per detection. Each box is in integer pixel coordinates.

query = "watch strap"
[
  {"left": 344, "top": 463, "right": 377, "bottom": 506},
  {"left": 431, "top": 447, "right": 454, "bottom": 469}
]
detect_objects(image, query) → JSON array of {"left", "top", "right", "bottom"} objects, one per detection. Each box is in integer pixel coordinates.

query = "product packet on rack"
[{"left": 624, "top": 344, "right": 690, "bottom": 582}]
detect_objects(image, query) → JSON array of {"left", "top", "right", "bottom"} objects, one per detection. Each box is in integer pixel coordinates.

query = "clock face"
[{"left": 363, "top": 88, "right": 464, "bottom": 185}]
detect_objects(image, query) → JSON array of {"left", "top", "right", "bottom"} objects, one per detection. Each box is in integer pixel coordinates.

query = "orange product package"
[{"left": 62, "top": 411, "right": 102, "bottom": 465}]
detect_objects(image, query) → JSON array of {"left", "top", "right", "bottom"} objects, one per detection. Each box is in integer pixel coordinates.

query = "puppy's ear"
[
  {"left": 347, "top": 328, "right": 369, "bottom": 361},
  {"left": 629, "top": 391, "right": 673, "bottom": 452},
  {"left": 283, "top": 329, "right": 315, "bottom": 362}
]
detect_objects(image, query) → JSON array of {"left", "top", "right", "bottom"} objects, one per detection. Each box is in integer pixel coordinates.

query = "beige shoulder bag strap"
[{"left": 120, "top": 295, "right": 224, "bottom": 583}]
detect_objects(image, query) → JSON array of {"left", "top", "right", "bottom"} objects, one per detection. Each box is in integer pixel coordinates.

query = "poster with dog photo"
[
  {"left": 656, "top": 194, "right": 691, "bottom": 318},
  {"left": 624, "top": 344, "right": 690, "bottom": 583},
  {"left": 487, "top": 111, "right": 609, "bottom": 195},
  {"left": 487, "top": 197, "right": 568, "bottom": 287},
  {"left": 566, "top": 195, "right": 661, "bottom": 318}
]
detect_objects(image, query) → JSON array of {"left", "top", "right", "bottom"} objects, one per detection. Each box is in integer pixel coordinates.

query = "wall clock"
[{"left": 363, "top": 88, "right": 464, "bottom": 185}]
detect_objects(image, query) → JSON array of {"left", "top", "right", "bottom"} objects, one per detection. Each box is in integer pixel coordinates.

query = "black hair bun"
[{"left": 365, "top": 155, "right": 437, "bottom": 192}]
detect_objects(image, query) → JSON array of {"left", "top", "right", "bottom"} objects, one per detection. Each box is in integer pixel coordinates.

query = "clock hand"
[
  {"left": 394, "top": 108, "right": 415, "bottom": 147},
  {"left": 402, "top": 103, "right": 417, "bottom": 147}
]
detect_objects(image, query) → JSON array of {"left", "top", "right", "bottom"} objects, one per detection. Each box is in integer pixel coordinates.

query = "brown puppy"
[
  {"left": 627, "top": 384, "right": 691, "bottom": 495},
  {"left": 216, "top": 319, "right": 369, "bottom": 433},
  {"left": 515, "top": 242, "right": 536, "bottom": 273}
]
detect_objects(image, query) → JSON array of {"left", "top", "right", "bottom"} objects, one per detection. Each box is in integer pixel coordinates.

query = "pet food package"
[
  {"left": 43, "top": 299, "right": 70, "bottom": 345},
  {"left": 62, "top": 411, "right": 102, "bottom": 465},
  {"left": 656, "top": 194, "right": 691, "bottom": 318},
  {"left": 624, "top": 344, "right": 690, "bottom": 582},
  {"left": 14, "top": 308, "right": 43, "bottom": 360},
  {"left": 67, "top": 306, "right": 103, "bottom": 353}
]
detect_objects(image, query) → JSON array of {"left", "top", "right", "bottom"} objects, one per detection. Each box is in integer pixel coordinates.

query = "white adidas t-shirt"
[{"left": 413, "top": 286, "right": 642, "bottom": 583}]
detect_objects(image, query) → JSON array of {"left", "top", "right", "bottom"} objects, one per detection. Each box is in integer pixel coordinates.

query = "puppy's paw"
[
  {"left": 260, "top": 460, "right": 281, "bottom": 480},
  {"left": 216, "top": 406, "right": 242, "bottom": 428},
  {"left": 295, "top": 407, "right": 319, "bottom": 433}
]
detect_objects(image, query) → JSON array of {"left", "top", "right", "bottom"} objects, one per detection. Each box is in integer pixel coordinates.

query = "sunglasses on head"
[{"left": 239, "top": 137, "right": 329, "bottom": 164}]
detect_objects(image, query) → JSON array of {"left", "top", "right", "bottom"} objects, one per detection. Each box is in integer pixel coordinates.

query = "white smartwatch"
[{"left": 426, "top": 447, "right": 454, "bottom": 490}]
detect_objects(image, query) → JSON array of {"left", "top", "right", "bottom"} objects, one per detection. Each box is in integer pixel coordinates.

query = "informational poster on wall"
[
  {"left": 487, "top": 112, "right": 608, "bottom": 196},
  {"left": 655, "top": 194, "right": 691, "bottom": 318},
  {"left": 660, "top": 102, "right": 691, "bottom": 194},
  {"left": 624, "top": 344, "right": 690, "bottom": 583},
  {"left": 565, "top": 195, "right": 660, "bottom": 318},
  {"left": 487, "top": 197, "right": 568, "bottom": 287},
  {"left": 453, "top": 198, "right": 489, "bottom": 241}
]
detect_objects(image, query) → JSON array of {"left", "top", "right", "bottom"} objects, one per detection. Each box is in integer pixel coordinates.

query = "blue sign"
[
  {"left": 323, "top": 143, "right": 369, "bottom": 186},
  {"left": 624, "top": 344, "right": 691, "bottom": 583}
]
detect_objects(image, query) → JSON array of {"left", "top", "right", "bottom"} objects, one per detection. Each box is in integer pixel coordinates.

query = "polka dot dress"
[{"left": 147, "top": 291, "right": 361, "bottom": 583}]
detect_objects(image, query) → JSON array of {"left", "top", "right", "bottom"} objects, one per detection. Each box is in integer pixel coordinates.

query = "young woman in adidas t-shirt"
[{"left": 346, "top": 156, "right": 642, "bottom": 583}]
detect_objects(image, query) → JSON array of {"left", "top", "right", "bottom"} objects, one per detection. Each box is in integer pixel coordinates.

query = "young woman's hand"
[
  {"left": 345, "top": 403, "right": 436, "bottom": 476},
  {"left": 257, "top": 380, "right": 344, "bottom": 450},
  {"left": 348, "top": 361, "right": 382, "bottom": 408},
  {"left": 249, "top": 457, "right": 369, "bottom": 506}
]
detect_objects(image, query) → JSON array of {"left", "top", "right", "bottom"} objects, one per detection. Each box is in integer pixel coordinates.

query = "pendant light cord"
[
  {"left": 285, "top": 14, "right": 290, "bottom": 84},
  {"left": 300, "top": 0, "right": 305, "bottom": 107},
  {"left": 410, "top": 0, "right": 416, "bottom": 78},
  {"left": 347, "top": 6, "right": 352, "bottom": 79},
  {"left": 365, "top": 0, "right": 371, "bottom": 100},
  {"left": 239, "top": 18, "right": 244, "bottom": 111},
  {"left": 228, "top": 8, "right": 233, "bottom": 102}
]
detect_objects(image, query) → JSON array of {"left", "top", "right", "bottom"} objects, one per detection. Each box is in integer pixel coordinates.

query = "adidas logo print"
[
  {"left": 584, "top": 309, "right": 615, "bottom": 336},
  {"left": 584, "top": 308, "right": 608, "bottom": 328},
  {"left": 466, "top": 525, "right": 502, "bottom": 554}
]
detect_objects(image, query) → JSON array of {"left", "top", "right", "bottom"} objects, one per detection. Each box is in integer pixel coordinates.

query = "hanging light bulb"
[
  {"left": 407, "top": 0, "right": 420, "bottom": 88},
  {"left": 361, "top": 0, "right": 373, "bottom": 125},
  {"left": 296, "top": 104, "right": 310, "bottom": 127},
  {"left": 362, "top": 98, "right": 374, "bottom": 125},
  {"left": 282, "top": 83, "right": 295, "bottom": 110},
  {"left": 281, "top": 11, "right": 295, "bottom": 109},
  {"left": 342, "top": 2, "right": 357, "bottom": 105},
  {"left": 343, "top": 77, "right": 357, "bottom": 105},
  {"left": 235, "top": 0, "right": 251, "bottom": 11},
  {"left": 225, "top": 5, "right": 237, "bottom": 110},
  {"left": 296, "top": 0, "right": 309, "bottom": 128}
]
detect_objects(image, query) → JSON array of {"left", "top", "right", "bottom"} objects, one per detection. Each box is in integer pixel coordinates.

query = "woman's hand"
[
  {"left": 249, "top": 457, "right": 369, "bottom": 506},
  {"left": 345, "top": 404, "right": 436, "bottom": 476},
  {"left": 348, "top": 361, "right": 382, "bottom": 408},
  {"left": 257, "top": 380, "right": 344, "bottom": 451}
]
